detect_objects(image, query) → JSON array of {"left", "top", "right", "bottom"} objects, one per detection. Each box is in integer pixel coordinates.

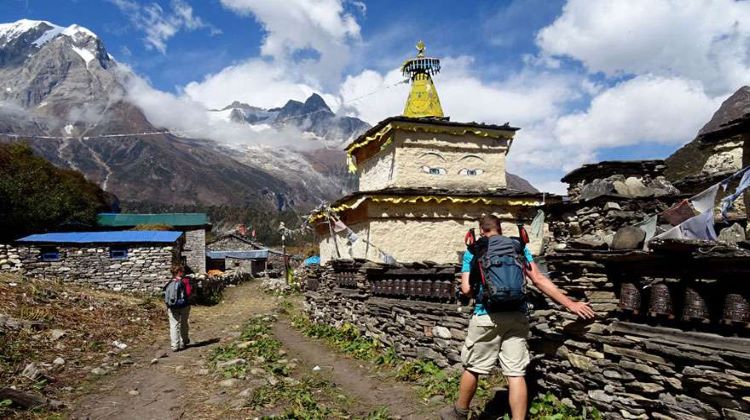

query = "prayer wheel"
[
  {"left": 439, "top": 280, "right": 452, "bottom": 300},
  {"left": 723, "top": 293, "right": 749, "bottom": 324},
  {"left": 407, "top": 279, "right": 416, "bottom": 297},
  {"left": 415, "top": 279, "right": 424, "bottom": 297},
  {"left": 430, "top": 280, "right": 440, "bottom": 300},
  {"left": 423, "top": 280, "right": 433, "bottom": 298},
  {"left": 648, "top": 283, "right": 674, "bottom": 319},
  {"left": 398, "top": 279, "right": 407, "bottom": 296},
  {"left": 682, "top": 285, "right": 710, "bottom": 323},
  {"left": 384, "top": 279, "right": 393, "bottom": 296},
  {"left": 619, "top": 282, "right": 641, "bottom": 314}
]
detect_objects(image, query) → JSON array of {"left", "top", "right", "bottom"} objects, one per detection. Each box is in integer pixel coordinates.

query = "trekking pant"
[{"left": 167, "top": 306, "right": 190, "bottom": 350}]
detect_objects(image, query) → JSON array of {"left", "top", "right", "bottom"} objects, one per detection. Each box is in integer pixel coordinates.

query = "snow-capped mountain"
[
  {"left": 0, "top": 19, "right": 355, "bottom": 210},
  {"left": 209, "top": 93, "right": 370, "bottom": 147}
]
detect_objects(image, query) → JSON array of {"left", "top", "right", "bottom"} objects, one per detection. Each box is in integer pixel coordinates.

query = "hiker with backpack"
[
  {"left": 440, "top": 215, "right": 595, "bottom": 420},
  {"left": 164, "top": 265, "right": 191, "bottom": 352}
]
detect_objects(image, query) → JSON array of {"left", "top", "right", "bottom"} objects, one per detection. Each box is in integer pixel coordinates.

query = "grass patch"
[
  {"left": 248, "top": 377, "right": 348, "bottom": 419},
  {"left": 527, "top": 392, "right": 602, "bottom": 420},
  {"left": 210, "top": 315, "right": 290, "bottom": 378}
]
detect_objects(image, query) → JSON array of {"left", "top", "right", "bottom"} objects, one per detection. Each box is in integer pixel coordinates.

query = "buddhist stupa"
[{"left": 311, "top": 42, "right": 554, "bottom": 264}]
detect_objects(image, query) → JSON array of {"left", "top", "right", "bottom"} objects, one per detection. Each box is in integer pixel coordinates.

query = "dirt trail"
[
  {"left": 72, "top": 282, "right": 433, "bottom": 419},
  {"left": 72, "top": 281, "right": 275, "bottom": 419},
  {"left": 273, "top": 320, "right": 433, "bottom": 419}
]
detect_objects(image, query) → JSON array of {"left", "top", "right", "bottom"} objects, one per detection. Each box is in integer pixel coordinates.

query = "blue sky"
[{"left": 2, "top": 0, "right": 748, "bottom": 192}]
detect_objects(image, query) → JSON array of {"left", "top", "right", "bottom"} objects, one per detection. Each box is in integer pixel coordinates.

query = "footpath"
[{"left": 72, "top": 280, "right": 433, "bottom": 419}]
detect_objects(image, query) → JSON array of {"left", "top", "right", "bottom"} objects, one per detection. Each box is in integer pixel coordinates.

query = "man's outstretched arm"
[{"left": 526, "top": 262, "right": 596, "bottom": 319}]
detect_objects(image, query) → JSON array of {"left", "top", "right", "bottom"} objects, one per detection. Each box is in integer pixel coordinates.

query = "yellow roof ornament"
[{"left": 402, "top": 40, "right": 444, "bottom": 118}]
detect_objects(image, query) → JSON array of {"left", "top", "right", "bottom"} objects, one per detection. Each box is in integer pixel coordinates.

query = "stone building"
[
  {"left": 311, "top": 43, "right": 552, "bottom": 264},
  {"left": 13, "top": 231, "right": 183, "bottom": 293},
  {"left": 206, "top": 233, "right": 268, "bottom": 275},
  {"left": 97, "top": 213, "right": 211, "bottom": 274}
]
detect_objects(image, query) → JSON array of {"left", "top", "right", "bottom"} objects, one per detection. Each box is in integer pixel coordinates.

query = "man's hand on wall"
[{"left": 566, "top": 300, "right": 596, "bottom": 319}]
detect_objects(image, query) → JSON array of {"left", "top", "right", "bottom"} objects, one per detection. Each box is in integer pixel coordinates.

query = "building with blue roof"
[
  {"left": 96, "top": 212, "right": 210, "bottom": 274},
  {"left": 205, "top": 233, "right": 272, "bottom": 275},
  {"left": 13, "top": 230, "right": 184, "bottom": 293}
]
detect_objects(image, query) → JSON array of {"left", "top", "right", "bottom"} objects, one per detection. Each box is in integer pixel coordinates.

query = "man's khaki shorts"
[{"left": 460, "top": 312, "right": 530, "bottom": 376}]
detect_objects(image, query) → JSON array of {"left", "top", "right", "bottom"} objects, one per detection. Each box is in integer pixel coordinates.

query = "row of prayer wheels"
[
  {"left": 335, "top": 271, "right": 359, "bottom": 288},
  {"left": 619, "top": 282, "right": 749, "bottom": 326},
  {"left": 371, "top": 278, "right": 455, "bottom": 302}
]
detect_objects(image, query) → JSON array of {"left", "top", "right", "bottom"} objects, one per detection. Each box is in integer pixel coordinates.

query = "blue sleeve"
[
  {"left": 523, "top": 247, "right": 534, "bottom": 263},
  {"left": 461, "top": 250, "right": 473, "bottom": 273}
]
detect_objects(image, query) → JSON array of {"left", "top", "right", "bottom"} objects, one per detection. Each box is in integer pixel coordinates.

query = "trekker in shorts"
[{"left": 440, "top": 215, "right": 595, "bottom": 420}]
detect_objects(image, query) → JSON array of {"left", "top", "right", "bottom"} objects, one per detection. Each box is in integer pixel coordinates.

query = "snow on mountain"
[
  {"left": 208, "top": 93, "right": 370, "bottom": 147},
  {"left": 0, "top": 18, "right": 359, "bottom": 210}
]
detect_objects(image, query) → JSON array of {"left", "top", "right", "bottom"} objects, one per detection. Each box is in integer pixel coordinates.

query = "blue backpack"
[
  {"left": 164, "top": 279, "right": 188, "bottom": 308},
  {"left": 469, "top": 235, "right": 527, "bottom": 312}
]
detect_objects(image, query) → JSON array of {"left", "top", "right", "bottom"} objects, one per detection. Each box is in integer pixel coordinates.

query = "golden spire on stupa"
[{"left": 401, "top": 40, "right": 444, "bottom": 118}]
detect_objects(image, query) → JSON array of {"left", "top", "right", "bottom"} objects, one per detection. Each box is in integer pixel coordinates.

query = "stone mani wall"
[
  {"left": 533, "top": 252, "right": 750, "bottom": 420},
  {"left": 305, "top": 261, "right": 471, "bottom": 368},
  {"left": 14, "top": 245, "right": 179, "bottom": 293},
  {"left": 304, "top": 259, "right": 750, "bottom": 419}
]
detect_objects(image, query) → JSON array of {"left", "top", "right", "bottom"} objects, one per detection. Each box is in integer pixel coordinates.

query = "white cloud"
[
  {"left": 118, "top": 65, "right": 316, "bottom": 149},
  {"left": 183, "top": 59, "right": 321, "bottom": 109},
  {"left": 219, "top": 0, "right": 361, "bottom": 85},
  {"left": 110, "top": 0, "right": 218, "bottom": 53},
  {"left": 340, "top": 56, "right": 582, "bottom": 126},
  {"left": 555, "top": 76, "right": 721, "bottom": 148},
  {"left": 537, "top": 0, "right": 750, "bottom": 94}
]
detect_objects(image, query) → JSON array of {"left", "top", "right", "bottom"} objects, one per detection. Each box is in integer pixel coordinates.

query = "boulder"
[
  {"left": 568, "top": 236, "right": 608, "bottom": 250},
  {"left": 718, "top": 223, "right": 746, "bottom": 246},
  {"left": 611, "top": 226, "right": 647, "bottom": 250}
]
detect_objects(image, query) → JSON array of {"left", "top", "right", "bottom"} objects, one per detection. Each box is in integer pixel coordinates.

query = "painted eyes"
[
  {"left": 421, "top": 166, "right": 484, "bottom": 176},
  {"left": 459, "top": 168, "right": 484, "bottom": 176},
  {"left": 421, "top": 166, "right": 447, "bottom": 175}
]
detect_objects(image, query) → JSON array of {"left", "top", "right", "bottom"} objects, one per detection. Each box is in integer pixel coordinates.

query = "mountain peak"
[
  {"left": 0, "top": 19, "right": 98, "bottom": 49},
  {"left": 698, "top": 85, "right": 750, "bottom": 135},
  {"left": 304, "top": 93, "right": 331, "bottom": 113}
]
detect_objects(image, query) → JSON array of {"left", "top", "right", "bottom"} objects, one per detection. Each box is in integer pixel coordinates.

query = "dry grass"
[{"left": 0, "top": 273, "right": 166, "bottom": 415}]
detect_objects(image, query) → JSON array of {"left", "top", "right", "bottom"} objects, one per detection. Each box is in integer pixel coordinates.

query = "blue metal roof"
[
  {"left": 206, "top": 250, "right": 269, "bottom": 260},
  {"left": 17, "top": 231, "right": 183, "bottom": 244}
]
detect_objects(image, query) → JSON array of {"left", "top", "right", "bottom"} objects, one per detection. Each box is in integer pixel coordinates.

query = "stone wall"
[
  {"left": 14, "top": 244, "right": 180, "bottom": 293},
  {"left": 0, "top": 244, "right": 23, "bottom": 272},
  {"left": 532, "top": 246, "right": 750, "bottom": 419},
  {"left": 304, "top": 254, "right": 750, "bottom": 419},
  {"left": 305, "top": 260, "right": 471, "bottom": 368},
  {"left": 184, "top": 229, "right": 206, "bottom": 274}
]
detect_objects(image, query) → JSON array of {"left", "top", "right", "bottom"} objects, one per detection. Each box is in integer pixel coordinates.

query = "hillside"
[{"left": 0, "top": 19, "right": 357, "bottom": 211}]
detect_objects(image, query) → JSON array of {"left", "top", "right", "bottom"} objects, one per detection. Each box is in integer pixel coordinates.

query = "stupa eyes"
[
  {"left": 421, "top": 166, "right": 447, "bottom": 175},
  {"left": 459, "top": 168, "right": 484, "bottom": 176}
]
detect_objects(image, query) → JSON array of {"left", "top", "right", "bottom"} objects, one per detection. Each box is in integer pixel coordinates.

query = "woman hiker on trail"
[{"left": 164, "top": 265, "right": 191, "bottom": 352}]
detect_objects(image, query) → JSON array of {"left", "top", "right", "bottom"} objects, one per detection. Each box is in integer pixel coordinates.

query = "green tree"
[{"left": 0, "top": 142, "right": 111, "bottom": 242}]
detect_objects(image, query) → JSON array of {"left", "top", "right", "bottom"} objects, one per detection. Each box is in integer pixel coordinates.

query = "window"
[
  {"left": 40, "top": 247, "right": 60, "bottom": 262},
  {"left": 110, "top": 247, "right": 128, "bottom": 260}
]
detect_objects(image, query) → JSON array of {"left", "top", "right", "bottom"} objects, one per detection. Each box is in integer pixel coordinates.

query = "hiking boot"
[{"left": 438, "top": 404, "right": 469, "bottom": 420}]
